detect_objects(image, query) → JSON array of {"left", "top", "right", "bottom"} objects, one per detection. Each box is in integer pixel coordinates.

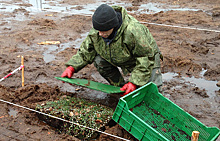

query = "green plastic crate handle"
[{"left": 132, "top": 92, "right": 140, "bottom": 99}]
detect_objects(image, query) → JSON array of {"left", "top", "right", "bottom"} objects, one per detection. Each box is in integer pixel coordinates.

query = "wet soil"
[{"left": 0, "top": 0, "right": 220, "bottom": 140}]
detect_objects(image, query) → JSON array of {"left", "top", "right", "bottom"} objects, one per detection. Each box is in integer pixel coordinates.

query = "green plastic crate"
[{"left": 112, "top": 82, "right": 220, "bottom": 141}]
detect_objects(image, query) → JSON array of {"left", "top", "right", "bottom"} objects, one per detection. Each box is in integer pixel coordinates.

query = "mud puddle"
[
  {"left": 8, "top": 107, "right": 19, "bottom": 117},
  {"left": 1, "top": 0, "right": 201, "bottom": 15},
  {"left": 127, "top": 3, "right": 199, "bottom": 14},
  {"left": 1, "top": 0, "right": 202, "bottom": 64},
  {"left": 43, "top": 32, "right": 88, "bottom": 63},
  {"left": 162, "top": 70, "right": 219, "bottom": 98},
  {"left": 1, "top": 0, "right": 220, "bottom": 140}
]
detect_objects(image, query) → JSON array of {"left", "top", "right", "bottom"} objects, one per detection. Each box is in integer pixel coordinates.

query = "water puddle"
[
  {"left": 26, "top": 0, "right": 43, "bottom": 10},
  {"left": 8, "top": 107, "right": 19, "bottom": 117},
  {"left": 162, "top": 69, "right": 219, "bottom": 98},
  {"left": 43, "top": 32, "right": 88, "bottom": 63},
  {"left": 0, "top": 0, "right": 200, "bottom": 16},
  {"left": 162, "top": 72, "right": 179, "bottom": 81},
  {"left": 183, "top": 75, "right": 218, "bottom": 98},
  {"left": 73, "top": 32, "right": 89, "bottom": 48},
  {"left": 1, "top": 1, "right": 200, "bottom": 62},
  {"left": 42, "top": 45, "right": 59, "bottom": 63},
  {"left": 0, "top": 3, "right": 20, "bottom": 13},
  {"left": 128, "top": 3, "right": 199, "bottom": 14}
]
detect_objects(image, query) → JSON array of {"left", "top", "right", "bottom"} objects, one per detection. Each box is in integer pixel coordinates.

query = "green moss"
[{"left": 36, "top": 96, "right": 114, "bottom": 139}]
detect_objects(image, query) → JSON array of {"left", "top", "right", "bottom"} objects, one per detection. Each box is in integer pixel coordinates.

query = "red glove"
[
  {"left": 61, "top": 66, "right": 75, "bottom": 78},
  {"left": 120, "top": 82, "right": 136, "bottom": 97}
]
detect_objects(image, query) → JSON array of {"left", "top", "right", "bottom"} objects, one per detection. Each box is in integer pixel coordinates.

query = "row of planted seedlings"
[{"left": 36, "top": 95, "right": 114, "bottom": 139}]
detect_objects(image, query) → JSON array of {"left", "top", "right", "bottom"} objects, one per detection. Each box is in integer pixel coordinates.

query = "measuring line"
[
  {"left": 0, "top": 99, "right": 130, "bottom": 141},
  {"left": 140, "top": 22, "right": 220, "bottom": 33},
  {"left": 1, "top": 3, "right": 220, "bottom": 33}
]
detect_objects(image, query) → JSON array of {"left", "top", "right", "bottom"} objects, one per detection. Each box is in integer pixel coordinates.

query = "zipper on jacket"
[{"left": 107, "top": 42, "right": 113, "bottom": 63}]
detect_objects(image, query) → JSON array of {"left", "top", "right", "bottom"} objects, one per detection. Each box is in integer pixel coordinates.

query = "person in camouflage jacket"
[{"left": 61, "top": 4, "right": 163, "bottom": 96}]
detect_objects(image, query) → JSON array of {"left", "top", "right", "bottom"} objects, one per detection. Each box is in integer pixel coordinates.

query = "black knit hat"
[{"left": 92, "top": 4, "right": 119, "bottom": 31}]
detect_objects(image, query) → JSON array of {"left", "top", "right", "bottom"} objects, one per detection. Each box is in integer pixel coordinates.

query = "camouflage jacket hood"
[{"left": 66, "top": 5, "right": 161, "bottom": 86}]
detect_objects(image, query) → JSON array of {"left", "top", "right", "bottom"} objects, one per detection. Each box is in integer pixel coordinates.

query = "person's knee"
[
  {"left": 93, "top": 56, "right": 125, "bottom": 86},
  {"left": 94, "top": 55, "right": 104, "bottom": 68},
  {"left": 150, "top": 67, "right": 163, "bottom": 87}
]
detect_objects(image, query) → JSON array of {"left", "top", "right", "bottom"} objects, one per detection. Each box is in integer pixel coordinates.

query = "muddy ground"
[{"left": 0, "top": 0, "right": 220, "bottom": 140}]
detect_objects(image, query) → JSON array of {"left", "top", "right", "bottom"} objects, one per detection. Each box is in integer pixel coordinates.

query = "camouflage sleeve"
[
  {"left": 128, "top": 23, "right": 158, "bottom": 86},
  {"left": 65, "top": 32, "right": 97, "bottom": 73}
]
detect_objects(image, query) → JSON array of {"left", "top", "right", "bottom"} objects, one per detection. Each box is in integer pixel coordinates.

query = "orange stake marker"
[
  {"left": 21, "top": 56, "right": 24, "bottom": 87},
  {"left": 191, "top": 131, "right": 200, "bottom": 141}
]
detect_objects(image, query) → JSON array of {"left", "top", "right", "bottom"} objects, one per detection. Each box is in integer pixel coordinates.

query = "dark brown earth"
[{"left": 0, "top": 0, "right": 220, "bottom": 140}]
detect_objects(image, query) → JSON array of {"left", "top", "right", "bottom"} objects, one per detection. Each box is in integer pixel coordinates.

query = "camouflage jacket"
[{"left": 66, "top": 6, "right": 161, "bottom": 86}]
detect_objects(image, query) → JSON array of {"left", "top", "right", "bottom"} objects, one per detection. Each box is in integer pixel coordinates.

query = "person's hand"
[
  {"left": 61, "top": 66, "right": 75, "bottom": 78},
  {"left": 120, "top": 82, "right": 136, "bottom": 97}
]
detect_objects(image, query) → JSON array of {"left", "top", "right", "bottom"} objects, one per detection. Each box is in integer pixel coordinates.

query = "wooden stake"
[
  {"left": 191, "top": 131, "right": 200, "bottom": 141},
  {"left": 21, "top": 56, "right": 24, "bottom": 87}
]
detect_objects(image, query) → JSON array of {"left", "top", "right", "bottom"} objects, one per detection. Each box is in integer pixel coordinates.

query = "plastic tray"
[
  {"left": 112, "top": 82, "right": 220, "bottom": 141},
  {"left": 55, "top": 77, "right": 123, "bottom": 94}
]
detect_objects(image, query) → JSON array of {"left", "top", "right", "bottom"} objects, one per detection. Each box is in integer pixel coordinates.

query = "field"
[{"left": 0, "top": 0, "right": 220, "bottom": 140}]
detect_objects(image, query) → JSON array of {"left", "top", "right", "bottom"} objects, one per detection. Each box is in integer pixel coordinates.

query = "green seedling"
[{"left": 36, "top": 96, "right": 114, "bottom": 139}]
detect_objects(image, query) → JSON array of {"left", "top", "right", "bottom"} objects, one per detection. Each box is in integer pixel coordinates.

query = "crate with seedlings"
[
  {"left": 113, "top": 82, "right": 220, "bottom": 141},
  {"left": 36, "top": 96, "right": 114, "bottom": 139}
]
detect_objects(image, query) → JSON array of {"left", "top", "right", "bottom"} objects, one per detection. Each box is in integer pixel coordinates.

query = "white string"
[
  {"left": 140, "top": 22, "right": 220, "bottom": 33},
  {"left": 0, "top": 99, "right": 130, "bottom": 141}
]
